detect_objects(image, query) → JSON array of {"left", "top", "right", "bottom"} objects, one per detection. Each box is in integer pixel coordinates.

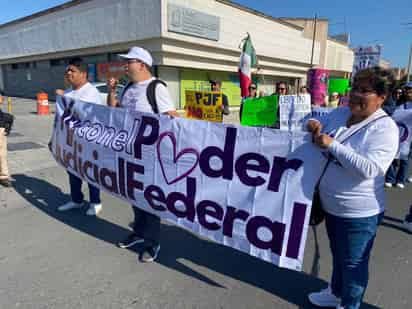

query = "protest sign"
[
  {"left": 309, "top": 107, "right": 336, "bottom": 121},
  {"left": 307, "top": 69, "right": 329, "bottom": 106},
  {"left": 50, "top": 97, "right": 325, "bottom": 271},
  {"left": 352, "top": 46, "right": 381, "bottom": 79},
  {"left": 279, "top": 94, "right": 311, "bottom": 131},
  {"left": 185, "top": 90, "right": 223, "bottom": 122},
  {"left": 240, "top": 95, "right": 278, "bottom": 127}
]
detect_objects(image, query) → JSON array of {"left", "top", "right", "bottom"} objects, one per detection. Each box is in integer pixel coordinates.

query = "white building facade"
[{"left": 0, "top": 0, "right": 353, "bottom": 107}]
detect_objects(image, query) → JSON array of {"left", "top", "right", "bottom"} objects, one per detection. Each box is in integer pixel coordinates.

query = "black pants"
[{"left": 132, "top": 206, "right": 160, "bottom": 248}]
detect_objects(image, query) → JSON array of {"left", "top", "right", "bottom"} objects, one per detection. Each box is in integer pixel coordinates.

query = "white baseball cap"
[{"left": 119, "top": 46, "right": 153, "bottom": 67}]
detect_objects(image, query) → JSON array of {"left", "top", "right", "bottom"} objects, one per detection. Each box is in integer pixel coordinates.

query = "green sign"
[
  {"left": 241, "top": 95, "right": 278, "bottom": 127},
  {"left": 328, "top": 78, "right": 350, "bottom": 96}
]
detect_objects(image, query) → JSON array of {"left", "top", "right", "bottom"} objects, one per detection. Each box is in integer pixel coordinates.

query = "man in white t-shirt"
[
  {"left": 57, "top": 58, "right": 104, "bottom": 216},
  {"left": 107, "top": 46, "right": 178, "bottom": 263}
]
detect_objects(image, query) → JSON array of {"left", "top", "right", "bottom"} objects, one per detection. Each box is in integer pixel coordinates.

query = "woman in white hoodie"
[{"left": 306, "top": 67, "right": 399, "bottom": 309}]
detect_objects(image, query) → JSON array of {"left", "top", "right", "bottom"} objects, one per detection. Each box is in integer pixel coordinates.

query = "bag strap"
[
  {"left": 119, "top": 81, "right": 134, "bottom": 104},
  {"left": 335, "top": 114, "right": 388, "bottom": 144},
  {"left": 146, "top": 79, "right": 167, "bottom": 114},
  {"left": 316, "top": 114, "right": 389, "bottom": 187}
]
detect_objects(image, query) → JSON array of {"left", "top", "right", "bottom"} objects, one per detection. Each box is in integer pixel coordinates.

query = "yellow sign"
[
  {"left": 180, "top": 69, "right": 242, "bottom": 109},
  {"left": 185, "top": 91, "right": 223, "bottom": 122}
]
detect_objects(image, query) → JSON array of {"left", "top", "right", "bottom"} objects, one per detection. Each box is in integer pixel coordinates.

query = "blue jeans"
[
  {"left": 405, "top": 205, "right": 412, "bottom": 223},
  {"left": 325, "top": 212, "right": 383, "bottom": 309},
  {"left": 386, "top": 159, "right": 409, "bottom": 184},
  {"left": 68, "top": 172, "right": 101, "bottom": 204}
]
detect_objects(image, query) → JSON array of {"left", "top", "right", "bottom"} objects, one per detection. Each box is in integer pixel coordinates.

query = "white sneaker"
[
  {"left": 308, "top": 286, "right": 341, "bottom": 307},
  {"left": 396, "top": 183, "right": 405, "bottom": 189},
  {"left": 384, "top": 182, "right": 393, "bottom": 188},
  {"left": 407, "top": 177, "right": 412, "bottom": 183},
  {"left": 403, "top": 220, "right": 412, "bottom": 233},
  {"left": 86, "top": 203, "right": 102, "bottom": 216},
  {"left": 58, "top": 201, "right": 84, "bottom": 211}
]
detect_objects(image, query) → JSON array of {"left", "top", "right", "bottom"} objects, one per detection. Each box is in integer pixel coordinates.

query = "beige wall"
[
  {"left": 325, "top": 39, "right": 354, "bottom": 73},
  {"left": 160, "top": 0, "right": 320, "bottom": 78},
  {"left": 0, "top": 0, "right": 162, "bottom": 63},
  {"left": 281, "top": 19, "right": 329, "bottom": 68}
]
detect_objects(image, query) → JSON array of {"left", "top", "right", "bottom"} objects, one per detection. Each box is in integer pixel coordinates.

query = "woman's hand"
[
  {"left": 306, "top": 119, "right": 322, "bottom": 134},
  {"left": 307, "top": 119, "right": 333, "bottom": 148},
  {"left": 313, "top": 133, "right": 334, "bottom": 148}
]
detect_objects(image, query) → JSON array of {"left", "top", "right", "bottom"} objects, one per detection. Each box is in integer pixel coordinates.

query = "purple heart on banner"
[{"left": 156, "top": 131, "right": 200, "bottom": 185}]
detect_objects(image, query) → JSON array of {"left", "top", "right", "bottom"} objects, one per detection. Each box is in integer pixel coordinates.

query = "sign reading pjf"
[
  {"left": 185, "top": 90, "right": 223, "bottom": 122},
  {"left": 51, "top": 97, "right": 325, "bottom": 271}
]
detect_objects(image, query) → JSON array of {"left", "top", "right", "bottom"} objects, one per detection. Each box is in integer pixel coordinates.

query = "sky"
[{"left": 0, "top": 0, "right": 411, "bottom": 67}]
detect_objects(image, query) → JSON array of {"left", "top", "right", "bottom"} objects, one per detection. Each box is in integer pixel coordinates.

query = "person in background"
[
  {"left": 328, "top": 92, "right": 340, "bottom": 108},
  {"left": 307, "top": 67, "right": 398, "bottom": 309},
  {"left": 382, "top": 87, "right": 402, "bottom": 116},
  {"left": 57, "top": 58, "right": 104, "bottom": 216},
  {"left": 338, "top": 89, "right": 350, "bottom": 107},
  {"left": 210, "top": 79, "right": 230, "bottom": 116},
  {"left": 300, "top": 85, "right": 309, "bottom": 95},
  {"left": 0, "top": 91, "right": 11, "bottom": 187},
  {"left": 275, "top": 81, "right": 288, "bottom": 95},
  {"left": 239, "top": 83, "right": 258, "bottom": 122},
  {"left": 385, "top": 83, "right": 412, "bottom": 189},
  {"left": 403, "top": 83, "right": 412, "bottom": 230}
]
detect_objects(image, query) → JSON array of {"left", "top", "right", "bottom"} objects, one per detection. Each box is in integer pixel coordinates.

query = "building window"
[
  {"left": 50, "top": 59, "right": 62, "bottom": 66},
  {"left": 31, "top": 62, "right": 37, "bottom": 69},
  {"left": 11, "top": 64, "right": 18, "bottom": 70}
]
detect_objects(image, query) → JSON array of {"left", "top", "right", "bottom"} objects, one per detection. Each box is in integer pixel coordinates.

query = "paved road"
[{"left": 0, "top": 98, "right": 411, "bottom": 309}]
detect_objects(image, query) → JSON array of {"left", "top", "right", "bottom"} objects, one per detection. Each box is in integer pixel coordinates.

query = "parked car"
[{"left": 92, "top": 82, "right": 125, "bottom": 103}]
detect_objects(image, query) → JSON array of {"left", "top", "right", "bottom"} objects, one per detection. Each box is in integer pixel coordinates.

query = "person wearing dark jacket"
[
  {"left": 210, "top": 80, "right": 230, "bottom": 116},
  {"left": 382, "top": 87, "right": 402, "bottom": 116}
]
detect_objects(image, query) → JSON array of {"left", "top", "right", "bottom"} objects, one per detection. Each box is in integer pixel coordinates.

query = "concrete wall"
[
  {"left": 325, "top": 39, "right": 354, "bottom": 73},
  {"left": 3, "top": 61, "right": 65, "bottom": 98},
  {"left": 157, "top": 66, "right": 181, "bottom": 108},
  {"left": 281, "top": 19, "right": 328, "bottom": 68},
  {"left": 0, "top": 0, "right": 162, "bottom": 63},
  {"left": 0, "top": 66, "right": 4, "bottom": 92}
]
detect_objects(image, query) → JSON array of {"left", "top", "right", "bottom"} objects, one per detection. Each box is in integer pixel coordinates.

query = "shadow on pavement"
[{"left": 12, "top": 173, "right": 380, "bottom": 309}]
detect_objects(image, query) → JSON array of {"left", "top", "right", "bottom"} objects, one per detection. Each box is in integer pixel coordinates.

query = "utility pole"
[{"left": 310, "top": 14, "right": 318, "bottom": 68}]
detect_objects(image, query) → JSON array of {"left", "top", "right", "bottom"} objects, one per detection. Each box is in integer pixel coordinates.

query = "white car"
[{"left": 92, "top": 82, "right": 125, "bottom": 104}]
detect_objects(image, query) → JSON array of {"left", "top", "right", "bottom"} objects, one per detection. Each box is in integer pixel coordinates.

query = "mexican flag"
[{"left": 239, "top": 34, "right": 257, "bottom": 98}]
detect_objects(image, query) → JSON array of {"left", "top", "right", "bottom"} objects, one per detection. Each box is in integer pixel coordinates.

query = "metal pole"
[
  {"left": 310, "top": 14, "right": 318, "bottom": 68},
  {"left": 407, "top": 43, "right": 412, "bottom": 83},
  {"left": 7, "top": 97, "right": 11, "bottom": 113}
]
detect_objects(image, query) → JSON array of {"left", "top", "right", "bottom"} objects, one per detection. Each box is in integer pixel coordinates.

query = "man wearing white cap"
[{"left": 107, "top": 46, "right": 178, "bottom": 263}]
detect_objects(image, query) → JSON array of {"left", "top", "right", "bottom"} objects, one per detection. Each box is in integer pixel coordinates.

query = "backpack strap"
[
  {"left": 146, "top": 79, "right": 167, "bottom": 114},
  {"left": 119, "top": 81, "right": 134, "bottom": 104}
]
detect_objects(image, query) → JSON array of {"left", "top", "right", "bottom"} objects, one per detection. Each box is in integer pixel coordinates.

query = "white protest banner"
[
  {"left": 279, "top": 94, "right": 312, "bottom": 131},
  {"left": 352, "top": 45, "right": 381, "bottom": 79},
  {"left": 50, "top": 97, "right": 325, "bottom": 271},
  {"left": 391, "top": 106, "right": 412, "bottom": 159}
]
